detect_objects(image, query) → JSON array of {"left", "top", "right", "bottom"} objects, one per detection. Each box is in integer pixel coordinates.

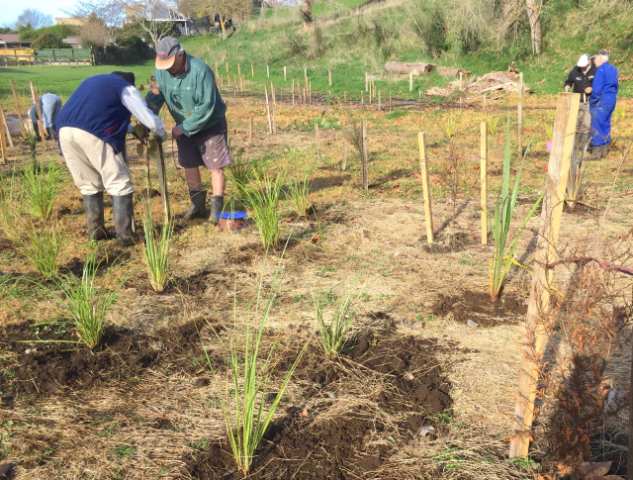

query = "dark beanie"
[{"left": 112, "top": 71, "right": 136, "bottom": 86}]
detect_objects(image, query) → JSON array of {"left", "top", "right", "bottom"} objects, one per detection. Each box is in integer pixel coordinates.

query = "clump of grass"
[
  {"left": 17, "top": 221, "right": 64, "bottom": 278},
  {"left": 238, "top": 174, "right": 284, "bottom": 248},
  {"left": 220, "top": 241, "right": 304, "bottom": 475},
  {"left": 489, "top": 118, "right": 543, "bottom": 302},
  {"left": 226, "top": 158, "right": 254, "bottom": 198},
  {"left": 312, "top": 277, "right": 362, "bottom": 357},
  {"left": 488, "top": 117, "right": 500, "bottom": 135},
  {"left": 546, "top": 123, "right": 554, "bottom": 141},
  {"left": 287, "top": 172, "right": 310, "bottom": 217},
  {"left": 141, "top": 205, "right": 174, "bottom": 293},
  {"left": 44, "top": 242, "right": 128, "bottom": 350},
  {"left": 22, "top": 157, "right": 61, "bottom": 221},
  {"left": 25, "top": 132, "right": 38, "bottom": 170},
  {"left": 444, "top": 113, "right": 456, "bottom": 139}
]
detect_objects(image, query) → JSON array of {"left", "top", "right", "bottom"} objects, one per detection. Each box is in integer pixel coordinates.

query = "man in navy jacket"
[{"left": 56, "top": 72, "right": 166, "bottom": 245}]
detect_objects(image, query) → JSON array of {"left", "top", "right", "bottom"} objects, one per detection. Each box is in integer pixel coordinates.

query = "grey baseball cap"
[{"left": 156, "top": 36, "right": 181, "bottom": 69}]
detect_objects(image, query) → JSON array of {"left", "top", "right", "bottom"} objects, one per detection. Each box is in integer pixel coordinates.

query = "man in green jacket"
[{"left": 146, "top": 37, "right": 232, "bottom": 224}]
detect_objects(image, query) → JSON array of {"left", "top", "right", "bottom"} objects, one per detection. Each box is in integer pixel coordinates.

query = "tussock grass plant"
[
  {"left": 287, "top": 172, "right": 310, "bottom": 217},
  {"left": 141, "top": 205, "right": 174, "bottom": 293},
  {"left": 489, "top": 119, "right": 543, "bottom": 302},
  {"left": 238, "top": 174, "right": 284, "bottom": 248},
  {"left": 22, "top": 157, "right": 62, "bottom": 221},
  {"left": 44, "top": 242, "right": 128, "bottom": 350},
  {"left": 444, "top": 114, "right": 456, "bottom": 139},
  {"left": 226, "top": 158, "right": 254, "bottom": 197},
  {"left": 312, "top": 277, "right": 362, "bottom": 357},
  {"left": 25, "top": 133, "right": 38, "bottom": 170},
  {"left": 217, "top": 239, "right": 304, "bottom": 475},
  {"left": 488, "top": 117, "right": 500, "bottom": 135},
  {"left": 17, "top": 221, "right": 64, "bottom": 278}
]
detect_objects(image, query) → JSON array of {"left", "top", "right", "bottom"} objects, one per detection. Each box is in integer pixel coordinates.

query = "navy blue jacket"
[
  {"left": 590, "top": 62, "right": 619, "bottom": 107},
  {"left": 56, "top": 74, "right": 132, "bottom": 153}
]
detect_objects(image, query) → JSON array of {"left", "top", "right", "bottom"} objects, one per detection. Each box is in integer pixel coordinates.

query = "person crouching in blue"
[{"left": 588, "top": 49, "right": 619, "bottom": 161}]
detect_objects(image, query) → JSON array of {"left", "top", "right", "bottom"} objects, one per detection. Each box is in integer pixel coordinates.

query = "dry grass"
[{"left": 1, "top": 91, "right": 633, "bottom": 479}]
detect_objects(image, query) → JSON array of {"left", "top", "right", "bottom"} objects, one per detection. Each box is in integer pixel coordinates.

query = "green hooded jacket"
[{"left": 146, "top": 53, "right": 226, "bottom": 137}]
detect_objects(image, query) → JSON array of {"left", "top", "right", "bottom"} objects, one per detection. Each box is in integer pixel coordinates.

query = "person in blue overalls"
[{"left": 588, "top": 49, "right": 619, "bottom": 161}]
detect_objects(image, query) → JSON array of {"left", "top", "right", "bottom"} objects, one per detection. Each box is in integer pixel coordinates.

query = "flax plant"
[
  {"left": 287, "top": 172, "right": 310, "bottom": 217},
  {"left": 141, "top": 205, "right": 174, "bottom": 293},
  {"left": 22, "top": 157, "right": 61, "bottom": 221},
  {"left": 312, "top": 277, "right": 362, "bottom": 357},
  {"left": 488, "top": 116, "right": 500, "bottom": 135},
  {"left": 18, "top": 221, "right": 64, "bottom": 278},
  {"left": 238, "top": 173, "right": 284, "bottom": 248},
  {"left": 489, "top": 119, "right": 543, "bottom": 302},
  {"left": 45, "top": 242, "right": 128, "bottom": 350},
  {"left": 223, "top": 238, "right": 304, "bottom": 475}
]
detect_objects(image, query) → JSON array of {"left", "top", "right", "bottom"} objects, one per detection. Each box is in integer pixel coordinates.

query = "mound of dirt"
[
  {"left": 432, "top": 290, "right": 527, "bottom": 327},
  {"left": 186, "top": 332, "right": 452, "bottom": 479},
  {"left": 0, "top": 319, "right": 215, "bottom": 396}
]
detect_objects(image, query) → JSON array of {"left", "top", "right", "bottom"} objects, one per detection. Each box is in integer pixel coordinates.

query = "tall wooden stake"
[
  {"left": 251, "top": 64, "right": 254, "bottom": 77},
  {"left": 267, "top": 64, "right": 270, "bottom": 78},
  {"left": 342, "top": 138, "right": 348, "bottom": 171},
  {"left": 238, "top": 64, "right": 241, "bottom": 76},
  {"left": 361, "top": 120, "right": 368, "bottom": 191},
  {"left": 249, "top": 117, "right": 253, "bottom": 141},
  {"left": 264, "top": 86, "right": 272, "bottom": 135},
  {"left": 32, "top": 86, "right": 46, "bottom": 146},
  {"left": 509, "top": 93, "right": 581, "bottom": 459},
  {"left": 284, "top": 66, "right": 287, "bottom": 81},
  {"left": 344, "top": 91, "right": 347, "bottom": 103},
  {"left": 0, "top": 104, "right": 7, "bottom": 164},
  {"left": 518, "top": 72, "right": 523, "bottom": 155},
  {"left": 10, "top": 79, "right": 25, "bottom": 137},
  {"left": 409, "top": 72, "right": 413, "bottom": 92},
  {"left": 225, "top": 62, "right": 228, "bottom": 73},
  {"left": 1, "top": 106, "right": 14, "bottom": 148},
  {"left": 480, "top": 121, "right": 488, "bottom": 245},
  {"left": 315, "top": 123, "right": 322, "bottom": 167},
  {"left": 328, "top": 69, "right": 332, "bottom": 86},
  {"left": 418, "top": 132, "right": 434, "bottom": 244}
]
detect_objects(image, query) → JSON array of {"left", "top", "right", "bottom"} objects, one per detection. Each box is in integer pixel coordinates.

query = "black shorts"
[{"left": 176, "top": 117, "right": 233, "bottom": 170}]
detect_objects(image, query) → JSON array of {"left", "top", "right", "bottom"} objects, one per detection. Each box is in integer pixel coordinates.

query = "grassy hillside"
[{"left": 182, "top": 0, "right": 633, "bottom": 98}]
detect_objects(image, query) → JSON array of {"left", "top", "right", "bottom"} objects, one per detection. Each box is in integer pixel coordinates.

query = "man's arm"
[
  {"left": 590, "top": 68, "right": 604, "bottom": 107},
  {"left": 121, "top": 86, "right": 166, "bottom": 138},
  {"left": 179, "top": 67, "right": 219, "bottom": 137},
  {"left": 564, "top": 67, "right": 576, "bottom": 90}
]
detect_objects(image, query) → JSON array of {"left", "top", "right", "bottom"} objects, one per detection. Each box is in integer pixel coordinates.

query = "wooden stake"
[
  {"left": 342, "top": 138, "right": 348, "bottom": 171},
  {"left": 361, "top": 92, "right": 364, "bottom": 106},
  {"left": 509, "top": 92, "right": 581, "bottom": 459},
  {"left": 315, "top": 123, "right": 322, "bottom": 167},
  {"left": 328, "top": 69, "right": 332, "bottom": 86},
  {"left": 225, "top": 62, "right": 228, "bottom": 73},
  {"left": 418, "top": 132, "right": 434, "bottom": 244},
  {"left": 361, "top": 120, "right": 368, "bottom": 191},
  {"left": 264, "top": 86, "right": 273, "bottom": 135},
  {"left": 518, "top": 72, "right": 523, "bottom": 155},
  {"left": 344, "top": 91, "right": 347, "bottom": 103},
  {"left": 409, "top": 72, "right": 413, "bottom": 92},
  {"left": 284, "top": 66, "right": 287, "bottom": 81},
  {"left": 1, "top": 106, "right": 14, "bottom": 148},
  {"left": 272, "top": 103, "right": 276, "bottom": 135},
  {"left": 249, "top": 117, "right": 253, "bottom": 141},
  {"left": 459, "top": 72, "right": 463, "bottom": 91},
  {"left": 10, "top": 79, "right": 25, "bottom": 137},
  {"left": 32, "top": 86, "right": 46, "bottom": 146},
  {"left": 251, "top": 64, "right": 254, "bottom": 77},
  {"left": 156, "top": 142, "right": 170, "bottom": 222},
  {"left": 267, "top": 64, "right": 270, "bottom": 78},
  {"left": 0, "top": 104, "right": 7, "bottom": 164},
  {"left": 480, "top": 121, "right": 488, "bottom": 245}
]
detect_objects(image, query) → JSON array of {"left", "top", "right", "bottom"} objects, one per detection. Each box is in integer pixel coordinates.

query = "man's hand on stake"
[{"left": 172, "top": 126, "right": 184, "bottom": 139}]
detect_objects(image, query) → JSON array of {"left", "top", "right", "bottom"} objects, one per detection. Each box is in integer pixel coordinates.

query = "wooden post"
[
  {"left": 264, "top": 86, "right": 273, "bottom": 135},
  {"left": 238, "top": 63, "right": 241, "bottom": 76},
  {"left": 361, "top": 92, "right": 364, "bottom": 106},
  {"left": 409, "top": 72, "right": 413, "bottom": 92},
  {"left": 361, "top": 120, "right": 368, "bottom": 191},
  {"left": 10, "top": 79, "right": 26, "bottom": 137},
  {"left": 267, "top": 64, "right": 270, "bottom": 78},
  {"left": 225, "top": 62, "right": 228, "bottom": 73},
  {"left": 328, "top": 69, "right": 332, "bottom": 86},
  {"left": 509, "top": 93, "right": 581, "bottom": 459},
  {"left": 418, "top": 132, "right": 434, "bottom": 244},
  {"left": 480, "top": 122, "right": 488, "bottom": 245},
  {"left": 315, "top": 123, "right": 322, "bottom": 167},
  {"left": 304, "top": 68, "right": 308, "bottom": 87},
  {"left": 342, "top": 138, "right": 348, "bottom": 171},
  {"left": 249, "top": 117, "right": 253, "bottom": 141},
  {"left": 518, "top": 72, "right": 523, "bottom": 155},
  {"left": 459, "top": 72, "right": 463, "bottom": 91},
  {"left": 0, "top": 104, "right": 7, "bottom": 164},
  {"left": 284, "top": 66, "right": 287, "bottom": 81},
  {"left": 156, "top": 142, "right": 170, "bottom": 221},
  {"left": 251, "top": 64, "right": 254, "bottom": 77},
  {"left": 32, "top": 86, "right": 46, "bottom": 146},
  {"left": 1, "top": 106, "right": 14, "bottom": 148}
]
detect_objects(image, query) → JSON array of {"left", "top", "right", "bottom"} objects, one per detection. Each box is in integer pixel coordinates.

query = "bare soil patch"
[{"left": 432, "top": 289, "right": 526, "bottom": 327}]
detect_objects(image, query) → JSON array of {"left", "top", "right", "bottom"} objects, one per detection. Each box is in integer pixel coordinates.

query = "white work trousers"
[{"left": 59, "top": 127, "right": 134, "bottom": 196}]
